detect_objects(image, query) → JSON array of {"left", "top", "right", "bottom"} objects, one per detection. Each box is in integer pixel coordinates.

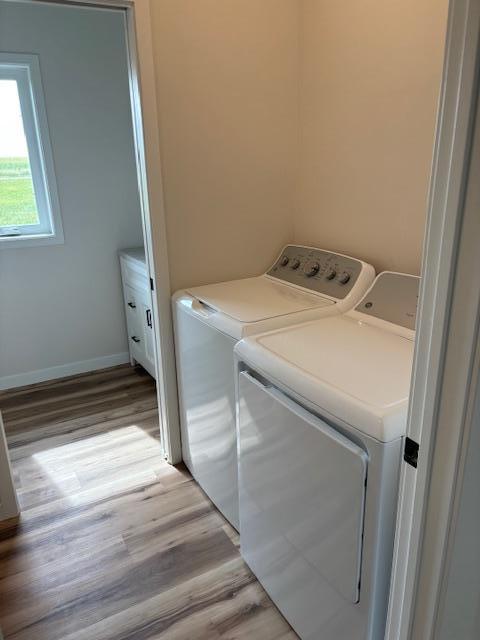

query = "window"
[{"left": 0, "top": 53, "right": 63, "bottom": 247}]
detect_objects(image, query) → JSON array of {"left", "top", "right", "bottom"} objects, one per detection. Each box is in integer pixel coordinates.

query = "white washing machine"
[
  {"left": 235, "top": 272, "right": 419, "bottom": 640},
  {"left": 173, "top": 245, "right": 375, "bottom": 530}
]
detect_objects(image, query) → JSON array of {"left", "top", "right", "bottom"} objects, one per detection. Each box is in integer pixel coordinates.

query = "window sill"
[{"left": 0, "top": 231, "right": 64, "bottom": 249}]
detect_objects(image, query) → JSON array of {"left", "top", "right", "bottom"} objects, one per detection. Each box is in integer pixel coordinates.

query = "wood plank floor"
[{"left": 0, "top": 365, "right": 297, "bottom": 640}]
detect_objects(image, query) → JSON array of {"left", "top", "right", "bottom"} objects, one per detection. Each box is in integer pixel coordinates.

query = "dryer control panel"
[{"left": 267, "top": 245, "right": 363, "bottom": 299}]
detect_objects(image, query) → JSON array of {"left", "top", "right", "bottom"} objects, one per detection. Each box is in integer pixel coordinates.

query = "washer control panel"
[
  {"left": 267, "top": 245, "right": 363, "bottom": 299},
  {"left": 355, "top": 272, "right": 420, "bottom": 330}
]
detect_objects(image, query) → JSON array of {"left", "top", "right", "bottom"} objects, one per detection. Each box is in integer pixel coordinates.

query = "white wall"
[{"left": 0, "top": 2, "right": 144, "bottom": 388}]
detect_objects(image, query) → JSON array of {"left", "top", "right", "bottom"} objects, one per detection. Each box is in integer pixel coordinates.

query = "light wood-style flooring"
[{"left": 0, "top": 365, "right": 297, "bottom": 640}]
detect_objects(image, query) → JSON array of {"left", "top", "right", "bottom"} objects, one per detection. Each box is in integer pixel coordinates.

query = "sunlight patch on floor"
[{"left": 29, "top": 425, "right": 163, "bottom": 504}]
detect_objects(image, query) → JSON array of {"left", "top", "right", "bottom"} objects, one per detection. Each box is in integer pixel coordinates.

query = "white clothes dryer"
[
  {"left": 173, "top": 245, "right": 375, "bottom": 529},
  {"left": 235, "top": 272, "right": 419, "bottom": 640}
]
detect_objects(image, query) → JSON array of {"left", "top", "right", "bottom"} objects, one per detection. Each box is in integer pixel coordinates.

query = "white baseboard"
[{"left": 0, "top": 352, "right": 131, "bottom": 391}]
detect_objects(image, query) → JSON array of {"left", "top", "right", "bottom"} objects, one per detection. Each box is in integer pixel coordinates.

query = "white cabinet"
[{"left": 119, "top": 248, "right": 156, "bottom": 379}]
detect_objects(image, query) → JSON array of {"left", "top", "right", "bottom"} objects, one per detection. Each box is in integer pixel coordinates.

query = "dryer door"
[{"left": 238, "top": 371, "right": 368, "bottom": 637}]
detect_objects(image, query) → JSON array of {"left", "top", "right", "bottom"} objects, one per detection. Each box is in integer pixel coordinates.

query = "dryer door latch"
[{"left": 404, "top": 437, "right": 419, "bottom": 468}]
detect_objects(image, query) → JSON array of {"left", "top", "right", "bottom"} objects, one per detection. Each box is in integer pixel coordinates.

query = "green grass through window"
[{"left": 0, "top": 157, "right": 39, "bottom": 227}]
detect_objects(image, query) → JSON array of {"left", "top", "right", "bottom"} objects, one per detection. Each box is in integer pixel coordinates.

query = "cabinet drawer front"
[{"left": 124, "top": 285, "right": 139, "bottom": 313}]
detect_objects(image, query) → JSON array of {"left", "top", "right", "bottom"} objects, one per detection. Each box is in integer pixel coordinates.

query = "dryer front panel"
[{"left": 238, "top": 371, "right": 368, "bottom": 639}]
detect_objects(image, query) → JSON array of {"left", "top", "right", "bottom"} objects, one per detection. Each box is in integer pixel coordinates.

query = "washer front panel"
[
  {"left": 238, "top": 371, "right": 368, "bottom": 638},
  {"left": 174, "top": 303, "right": 239, "bottom": 529},
  {"left": 267, "top": 245, "right": 363, "bottom": 299}
]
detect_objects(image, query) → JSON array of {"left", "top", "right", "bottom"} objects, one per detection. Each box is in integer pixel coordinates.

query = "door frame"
[
  {"left": 121, "top": 0, "right": 181, "bottom": 463},
  {"left": 386, "top": 0, "right": 480, "bottom": 637},
  {"left": 0, "top": 412, "right": 19, "bottom": 521},
  {"left": 3, "top": 0, "right": 182, "bottom": 463}
]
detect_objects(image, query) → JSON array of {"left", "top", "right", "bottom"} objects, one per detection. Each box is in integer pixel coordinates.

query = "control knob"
[
  {"left": 290, "top": 259, "right": 301, "bottom": 270},
  {"left": 325, "top": 267, "right": 336, "bottom": 280},
  {"left": 280, "top": 255, "right": 289, "bottom": 267},
  {"left": 338, "top": 272, "right": 351, "bottom": 285},
  {"left": 304, "top": 261, "right": 320, "bottom": 277}
]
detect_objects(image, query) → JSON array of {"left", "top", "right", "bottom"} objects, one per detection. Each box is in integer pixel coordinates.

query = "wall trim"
[{"left": 0, "top": 352, "right": 130, "bottom": 391}]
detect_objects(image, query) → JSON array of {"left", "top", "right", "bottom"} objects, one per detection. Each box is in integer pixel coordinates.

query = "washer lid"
[
  {"left": 236, "top": 315, "right": 415, "bottom": 442},
  {"left": 186, "top": 276, "right": 333, "bottom": 323}
]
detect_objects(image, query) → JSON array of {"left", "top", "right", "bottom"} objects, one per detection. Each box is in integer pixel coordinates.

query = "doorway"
[{"left": 0, "top": 0, "right": 173, "bottom": 513}]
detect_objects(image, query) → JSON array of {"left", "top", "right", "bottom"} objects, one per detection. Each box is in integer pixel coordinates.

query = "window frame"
[{"left": 0, "top": 53, "right": 63, "bottom": 248}]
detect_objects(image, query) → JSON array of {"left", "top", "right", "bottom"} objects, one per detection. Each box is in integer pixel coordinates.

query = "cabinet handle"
[
  {"left": 131, "top": 336, "right": 141, "bottom": 343},
  {"left": 127, "top": 302, "right": 136, "bottom": 309},
  {"left": 146, "top": 309, "right": 152, "bottom": 328}
]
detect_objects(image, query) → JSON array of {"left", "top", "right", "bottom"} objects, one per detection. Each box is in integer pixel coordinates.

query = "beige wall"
[
  {"left": 150, "top": 0, "right": 298, "bottom": 292},
  {"left": 150, "top": 1, "right": 448, "bottom": 290},
  {"left": 295, "top": 0, "right": 448, "bottom": 275}
]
